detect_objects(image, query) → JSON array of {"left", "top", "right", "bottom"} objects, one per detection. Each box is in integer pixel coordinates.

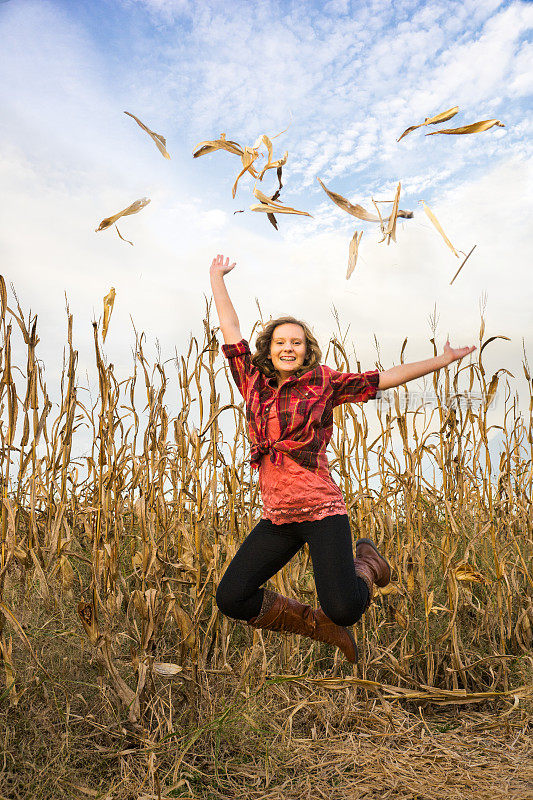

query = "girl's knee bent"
[
  {"left": 215, "top": 580, "right": 257, "bottom": 621},
  {"left": 321, "top": 595, "right": 367, "bottom": 626}
]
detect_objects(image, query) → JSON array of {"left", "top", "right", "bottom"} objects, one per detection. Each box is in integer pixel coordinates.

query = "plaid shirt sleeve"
[
  {"left": 328, "top": 367, "right": 381, "bottom": 407},
  {"left": 221, "top": 338, "right": 255, "bottom": 400}
]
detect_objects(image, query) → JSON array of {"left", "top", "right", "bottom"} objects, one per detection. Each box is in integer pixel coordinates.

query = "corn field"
[{"left": 0, "top": 275, "right": 532, "bottom": 778}]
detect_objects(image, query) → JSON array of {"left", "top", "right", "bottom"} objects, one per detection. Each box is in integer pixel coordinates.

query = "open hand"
[
  {"left": 442, "top": 339, "right": 476, "bottom": 365},
  {"left": 210, "top": 254, "right": 236, "bottom": 278}
]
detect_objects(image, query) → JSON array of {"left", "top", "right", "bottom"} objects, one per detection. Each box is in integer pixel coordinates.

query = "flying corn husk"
[
  {"left": 251, "top": 186, "right": 311, "bottom": 217},
  {"left": 421, "top": 200, "right": 459, "bottom": 257},
  {"left": 267, "top": 212, "right": 278, "bottom": 230},
  {"left": 347, "top": 230, "right": 363, "bottom": 279},
  {"left": 318, "top": 177, "right": 381, "bottom": 221},
  {"left": 95, "top": 197, "right": 151, "bottom": 232},
  {"left": 102, "top": 287, "right": 115, "bottom": 342},
  {"left": 194, "top": 131, "right": 288, "bottom": 200},
  {"left": 253, "top": 134, "right": 288, "bottom": 180},
  {"left": 271, "top": 165, "right": 283, "bottom": 202},
  {"left": 115, "top": 225, "right": 133, "bottom": 246},
  {"left": 450, "top": 244, "right": 476, "bottom": 285},
  {"left": 124, "top": 111, "right": 170, "bottom": 159},
  {"left": 266, "top": 166, "right": 284, "bottom": 230},
  {"left": 380, "top": 182, "right": 401, "bottom": 245},
  {"left": 192, "top": 132, "right": 244, "bottom": 159},
  {"left": 426, "top": 119, "right": 505, "bottom": 136},
  {"left": 232, "top": 135, "right": 287, "bottom": 197},
  {"left": 397, "top": 106, "right": 459, "bottom": 141},
  {"left": 232, "top": 146, "right": 260, "bottom": 198},
  {"left": 317, "top": 178, "right": 413, "bottom": 223}
]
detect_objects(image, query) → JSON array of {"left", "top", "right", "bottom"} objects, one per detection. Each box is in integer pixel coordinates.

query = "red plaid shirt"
[{"left": 222, "top": 339, "right": 380, "bottom": 473}]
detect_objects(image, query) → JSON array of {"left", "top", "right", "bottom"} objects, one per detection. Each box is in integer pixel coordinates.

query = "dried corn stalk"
[
  {"left": 421, "top": 200, "right": 459, "bottom": 257},
  {"left": 95, "top": 197, "right": 150, "bottom": 232},
  {"left": 251, "top": 186, "right": 311, "bottom": 217},
  {"left": 0, "top": 636, "right": 18, "bottom": 706},
  {"left": 124, "top": 111, "right": 171, "bottom": 159},
  {"left": 115, "top": 225, "right": 133, "bottom": 246},
  {"left": 397, "top": 106, "right": 459, "bottom": 141},
  {"left": 426, "top": 119, "right": 505, "bottom": 136},
  {"left": 317, "top": 178, "right": 412, "bottom": 223},
  {"left": 450, "top": 245, "right": 476, "bottom": 285},
  {"left": 347, "top": 230, "right": 363, "bottom": 279},
  {"left": 102, "top": 287, "right": 116, "bottom": 342}
]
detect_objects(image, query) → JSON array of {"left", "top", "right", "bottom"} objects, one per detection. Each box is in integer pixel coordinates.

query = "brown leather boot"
[
  {"left": 354, "top": 538, "right": 391, "bottom": 609},
  {"left": 248, "top": 588, "right": 358, "bottom": 663}
]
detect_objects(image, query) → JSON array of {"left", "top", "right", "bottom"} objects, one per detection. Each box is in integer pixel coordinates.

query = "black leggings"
[{"left": 215, "top": 514, "right": 369, "bottom": 626}]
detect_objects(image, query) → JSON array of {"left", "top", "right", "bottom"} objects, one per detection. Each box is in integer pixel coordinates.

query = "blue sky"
[{"left": 0, "top": 0, "right": 532, "bottom": 424}]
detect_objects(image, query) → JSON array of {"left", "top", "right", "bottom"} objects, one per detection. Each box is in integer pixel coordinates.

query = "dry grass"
[{"left": 0, "top": 277, "right": 532, "bottom": 799}]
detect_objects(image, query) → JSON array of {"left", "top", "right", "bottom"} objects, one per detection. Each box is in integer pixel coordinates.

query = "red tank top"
[{"left": 259, "top": 402, "right": 347, "bottom": 525}]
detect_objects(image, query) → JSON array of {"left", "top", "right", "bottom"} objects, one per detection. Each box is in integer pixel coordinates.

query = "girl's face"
[{"left": 269, "top": 323, "right": 307, "bottom": 379}]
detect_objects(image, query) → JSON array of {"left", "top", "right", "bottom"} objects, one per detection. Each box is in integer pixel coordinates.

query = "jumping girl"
[{"left": 211, "top": 253, "right": 476, "bottom": 662}]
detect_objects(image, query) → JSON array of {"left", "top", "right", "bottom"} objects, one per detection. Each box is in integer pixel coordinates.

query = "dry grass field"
[{"left": 0, "top": 277, "right": 531, "bottom": 799}]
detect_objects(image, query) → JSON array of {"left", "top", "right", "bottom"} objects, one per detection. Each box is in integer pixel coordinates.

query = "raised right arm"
[{"left": 209, "top": 254, "right": 243, "bottom": 345}]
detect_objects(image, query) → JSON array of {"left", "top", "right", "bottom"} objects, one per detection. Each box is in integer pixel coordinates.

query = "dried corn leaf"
[
  {"left": 192, "top": 132, "right": 243, "bottom": 158},
  {"left": 318, "top": 178, "right": 412, "bottom": 223},
  {"left": 421, "top": 200, "right": 459, "bottom": 257},
  {"left": 254, "top": 134, "right": 288, "bottom": 180},
  {"left": 115, "top": 225, "right": 133, "bottom": 246},
  {"left": 347, "top": 230, "right": 363, "bottom": 279},
  {"left": 153, "top": 662, "right": 183, "bottom": 678},
  {"left": 265, "top": 167, "right": 284, "bottom": 230},
  {"left": 124, "top": 111, "right": 170, "bottom": 159},
  {"left": 397, "top": 105, "right": 459, "bottom": 141},
  {"left": 102, "top": 287, "right": 115, "bottom": 342},
  {"left": 250, "top": 201, "right": 311, "bottom": 217},
  {"left": 426, "top": 119, "right": 505, "bottom": 136},
  {"left": 77, "top": 601, "right": 100, "bottom": 645},
  {"left": 318, "top": 177, "right": 381, "bottom": 221},
  {"left": 232, "top": 146, "right": 260, "bottom": 198},
  {"left": 95, "top": 197, "right": 150, "bottom": 232},
  {"left": 253, "top": 133, "right": 273, "bottom": 164},
  {"left": 251, "top": 186, "right": 311, "bottom": 217},
  {"left": 485, "top": 371, "right": 501, "bottom": 409},
  {"left": 271, "top": 166, "right": 283, "bottom": 202},
  {"left": 454, "top": 563, "right": 485, "bottom": 583},
  {"left": 60, "top": 556, "right": 74, "bottom": 590}
]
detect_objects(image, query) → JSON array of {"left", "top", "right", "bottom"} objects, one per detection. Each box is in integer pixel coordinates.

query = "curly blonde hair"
[{"left": 251, "top": 316, "right": 322, "bottom": 379}]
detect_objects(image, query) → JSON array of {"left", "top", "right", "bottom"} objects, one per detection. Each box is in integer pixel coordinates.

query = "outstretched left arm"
[{"left": 378, "top": 341, "right": 476, "bottom": 390}]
